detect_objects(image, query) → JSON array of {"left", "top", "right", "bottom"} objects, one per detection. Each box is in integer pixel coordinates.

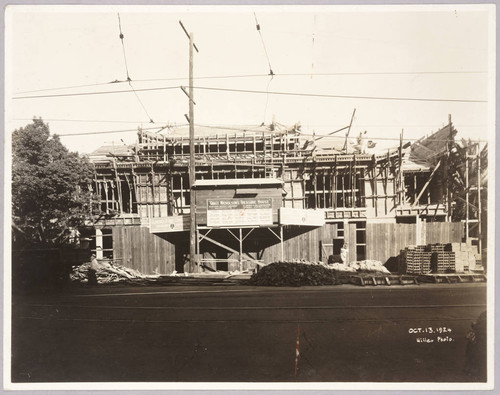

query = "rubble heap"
[
  {"left": 71, "top": 261, "right": 159, "bottom": 284},
  {"left": 248, "top": 261, "right": 338, "bottom": 287}
]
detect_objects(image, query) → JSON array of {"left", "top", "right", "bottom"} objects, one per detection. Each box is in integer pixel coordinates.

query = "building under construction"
[{"left": 87, "top": 118, "right": 487, "bottom": 275}]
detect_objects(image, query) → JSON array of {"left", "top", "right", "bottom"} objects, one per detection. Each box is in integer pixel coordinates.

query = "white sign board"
[
  {"left": 207, "top": 198, "right": 273, "bottom": 227},
  {"left": 149, "top": 215, "right": 190, "bottom": 233},
  {"left": 280, "top": 207, "right": 325, "bottom": 226}
]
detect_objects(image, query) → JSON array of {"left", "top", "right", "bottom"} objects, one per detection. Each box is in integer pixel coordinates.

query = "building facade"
[{"left": 87, "top": 120, "right": 486, "bottom": 274}]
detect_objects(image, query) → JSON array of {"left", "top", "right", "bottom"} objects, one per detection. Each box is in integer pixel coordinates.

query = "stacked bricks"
[
  {"left": 429, "top": 243, "right": 456, "bottom": 273},
  {"left": 447, "top": 242, "right": 481, "bottom": 272},
  {"left": 398, "top": 245, "right": 432, "bottom": 275},
  {"left": 399, "top": 242, "right": 482, "bottom": 274}
]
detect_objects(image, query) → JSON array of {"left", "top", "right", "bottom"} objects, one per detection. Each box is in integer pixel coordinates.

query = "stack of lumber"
[{"left": 70, "top": 261, "right": 160, "bottom": 284}]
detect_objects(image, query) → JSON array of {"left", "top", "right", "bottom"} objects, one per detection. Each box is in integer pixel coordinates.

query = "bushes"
[{"left": 247, "top": 261, "right": 338, "bottom": 287}]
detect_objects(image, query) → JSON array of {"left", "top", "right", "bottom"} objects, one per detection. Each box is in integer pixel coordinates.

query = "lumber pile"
[{"left": 70, "top": 261, "right": 160, "bottom": 284}]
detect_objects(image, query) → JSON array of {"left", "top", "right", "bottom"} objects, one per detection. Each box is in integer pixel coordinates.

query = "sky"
[{"left": 6, "top": 5, "right": 495, "bottom": 154}]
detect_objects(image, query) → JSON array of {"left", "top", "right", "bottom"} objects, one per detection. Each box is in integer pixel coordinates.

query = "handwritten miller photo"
[{"left": 4, "top": 4, "right": 495, "bottom": 391}]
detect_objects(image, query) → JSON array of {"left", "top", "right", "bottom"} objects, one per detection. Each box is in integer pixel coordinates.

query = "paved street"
[{"left": 11, "top": 283, "right": 487, "bottom": 382}]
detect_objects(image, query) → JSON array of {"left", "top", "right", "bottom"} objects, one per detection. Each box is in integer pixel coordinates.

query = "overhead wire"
[
  {"left": 263, "top": 75, "right": 273, "bottom": 123},
  {"left": 193, "top": 86, "right": 487, "bottom": 103},
  {"left": 53, "top": 124, "right": 487, "bottom": 143},
  {"left": 117, "top": 13, "right": 131, "bottom": 82},
  {"left": 13, "top": 84, "right": 486, "bottom": 103},
  {"left": 11, "top": 118, "right": 487, "bottom": 129},
  {"left": 13, "top": 70, "right": 486, "bottom": 95},
  {"left": 12, "top": 118, "right": 156, "bottom": 124},
  {"left": 253, "top": 13, "right": 274, "bottom": 76},
  {"left": 57, "top": 125, "right": 168, "bottom": 137},
  {"left": 116, "top": 13, "right": 154, "bottom": 123},
  {"left": 12, "top": 84, "right": 487, "bottom": 103},
  {"left": 13, "top": 86, "right": 179, "bottom": 99},
  {"left": 253, "top": 12, "right": 275, "bottom": 123}
]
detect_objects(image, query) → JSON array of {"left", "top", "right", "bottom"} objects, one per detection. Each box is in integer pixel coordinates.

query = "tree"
[{"left": 12, "top": 118, "right": 94, "bottom": 247}]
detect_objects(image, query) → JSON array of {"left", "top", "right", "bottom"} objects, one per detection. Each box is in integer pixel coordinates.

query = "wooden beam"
[
  {"left": 201, "top": 234, "right": 263, "bottom": 266},
  {"left": 412, "top": 160, "right": 441, "bottom": 207},
  {"left": 343, "top": 108, "right": 356, "bottom": 152}
]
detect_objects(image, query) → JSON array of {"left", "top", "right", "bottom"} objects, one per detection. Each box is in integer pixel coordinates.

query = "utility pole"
[{"left": 180, "top": 20, "right": 198, "bottom": 273}]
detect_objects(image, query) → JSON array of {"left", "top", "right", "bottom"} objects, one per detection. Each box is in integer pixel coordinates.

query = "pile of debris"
[
  {"left": 328, "top": 259, "right": 391, "bottom": 274},
  {"left": 70, "top": 261, "right": 159, "bottom": 284},
  {"left": 247, "top": 261, "right": 338, "bottom": 287}
]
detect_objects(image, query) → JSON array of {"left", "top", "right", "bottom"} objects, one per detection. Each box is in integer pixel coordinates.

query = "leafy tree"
[{"left": 12, "top": 118, "right": 94, "bottom": 247}]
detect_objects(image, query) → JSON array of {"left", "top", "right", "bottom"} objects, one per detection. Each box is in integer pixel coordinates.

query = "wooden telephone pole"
[{"left": 180, "top": 21, "right": 198, "bottom": 273}]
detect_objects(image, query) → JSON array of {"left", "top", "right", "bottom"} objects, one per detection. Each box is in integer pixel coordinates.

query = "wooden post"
[
  {"left": 239, "top": 227, "right": 243, "bottom": 272},
  {"left": 352, "top": 154, "right": 356, "bottom": 207},
  {"left": 446, "top": 115, "right": 452, "bottom": 222},
  {"left": 465, "top": 149, "right": 469, "bottom": 242},
  {"left": 313, "top": 169, "right": 318, "bottom": 208},
  {"left": 111, "top": 160, "right": 123, "bottom": 215},
  {"left": 343, "top": 108, "right": 356, "bottom": 152},
  {"left": 103, "top": 181, "right": 109, "bottom": 214},
  {"left": 280, "top": 225, "right": 284, "bottom": 261},
  {"left": 188, "top": 33, "right": 196, "bottom": 273},
  {"left": 333, "top": 157, "right": 337, "bottom": 209},
  {"left": 163, "top": 135, "right": 166, "bottom": 162},
  {"left": 399, "top": 130, "right": 404, "bottom": 205},
  {"left": 476, "top": 144, "right": 482, "bottom": 252}
]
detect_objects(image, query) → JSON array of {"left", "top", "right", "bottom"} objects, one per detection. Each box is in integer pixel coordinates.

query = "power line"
[
  {"left": 116, "top": 13, "right": 154, "bottom": 123},
  {"left": 128, "top": 81, "right": 155, "bottom": 123},
  {"left": 13, "top": 118, "right": 156, "bottom": 124},
  {"left": 277, "top": 71, "right": 488, "bottom": 77},
  {"left": 193, "top": 86, "right": 487, "bottom": 103},
  {"left": 253, "top": 13, "right": 275, "bottom": 123},
  {"left": 13, "top": 75, "right": 267, "bottom": 96},
  {"left": 253, "top": 13, "right": 274, "bottom": 76},
  {"left": 13, "top": 70, "right": 486, "bottom": 95},
  {"left": 263, "top": 76, "right": 273, "bottom": 122},
  {"left": 13, "top": 84, "right": 487, "bottom": 103},
  {"left": 48, "top": 123, "right": 488, "bottom": 143},
  {"left": 117, "top": 13, "right": 131, "bottom": 82},
  {"left": 14, "top": 82, "right": 118, "bottom": 96},
  {"left": 57, "top": 125, "right": 167, "bottom": 137},
  {"left": 11, "top": 118, "right": 488, "bottom": 128},
  {"left": 13, "top": 86, "right": 179, "bottom": 99}
]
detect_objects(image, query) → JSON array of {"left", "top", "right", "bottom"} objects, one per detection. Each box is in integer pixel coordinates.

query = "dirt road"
[{"left": 11, "top": 283, "right": 487, "bottom": 383}]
